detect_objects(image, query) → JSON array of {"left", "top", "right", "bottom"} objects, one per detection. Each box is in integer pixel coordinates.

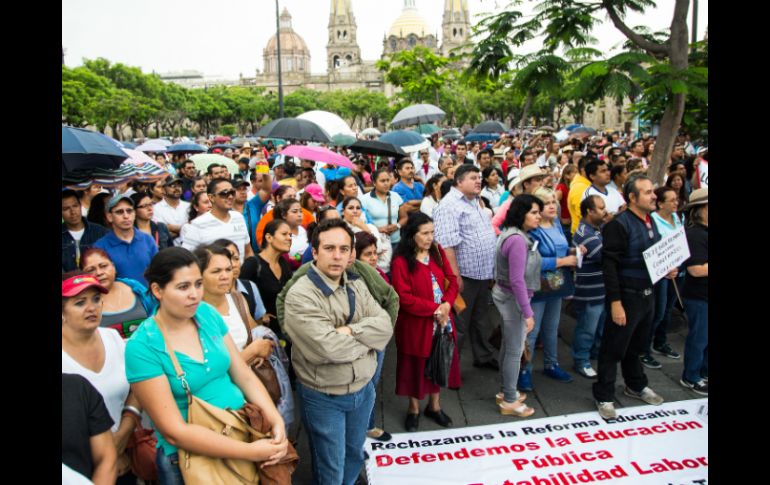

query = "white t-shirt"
[
  {"left": 420, "top": 196, "right": 438, "bottom": 217},
  {"left": 61, "top": 328, "right": 128, "bottom": 432},
  {"left": 153, "top": 198, "right": 191, "bottom": 226},
  {"left": 181, "top": 211, "right": 251, "bottom": 261},
  {"left": 582, "top": 184, "right": 626, "bottom": 215},
  {"left": 288, "top": 225, "right": 309, "bottom": 263},
  {"left": 221, "top": 293, "right": 249, "bottom": 351}
]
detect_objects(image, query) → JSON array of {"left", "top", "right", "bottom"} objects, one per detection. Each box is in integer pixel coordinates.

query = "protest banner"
[
  {"left": 643, "top": 227, "right": 690, "bottom": 285},
  {"left": 365, "top": 399, "right": 708, "bottom": 485}
]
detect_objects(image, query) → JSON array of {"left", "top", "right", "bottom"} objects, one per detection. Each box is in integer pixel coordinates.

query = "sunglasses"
[
  {"left": 111, "top": 208, "right": 134, "bottom": 216},
  {"left": 213, "top": 189, "right": 236, "bottom": 198}
]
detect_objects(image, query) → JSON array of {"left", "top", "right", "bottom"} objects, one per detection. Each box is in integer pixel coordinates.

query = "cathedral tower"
[
  {"left": 440, "top": 0, "right": 471, "bottom": 61},
  {"left": 327, "top": 0, "right": 361, "bottom": 71}
]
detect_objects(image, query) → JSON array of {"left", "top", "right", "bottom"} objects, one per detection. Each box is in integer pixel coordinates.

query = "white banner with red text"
[{"left": 365, "top": 399, "right": 708, "bottom": 485}]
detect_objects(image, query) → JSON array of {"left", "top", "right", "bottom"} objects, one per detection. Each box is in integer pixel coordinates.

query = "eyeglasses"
[
  {"left": 111, "top": 208, "right": 134, "bottom": 216},
  {"left": 136, "top": 203, "right": 153, "bottom": 210},
  {"left": 213, "top": 189, "right": 236, "bottom": 198}
]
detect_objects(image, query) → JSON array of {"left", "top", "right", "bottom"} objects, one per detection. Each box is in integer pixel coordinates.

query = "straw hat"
[{"left": 684, "top": 187, "right": 708, "bottom": 210}]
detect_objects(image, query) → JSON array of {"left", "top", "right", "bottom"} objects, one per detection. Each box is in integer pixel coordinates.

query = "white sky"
[{"left": 62, "top": 0, "right": 708, "bottom": 80}]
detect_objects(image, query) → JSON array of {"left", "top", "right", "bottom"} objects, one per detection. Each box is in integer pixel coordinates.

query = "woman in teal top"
[
  {"left": 640, "top": 186, "right": 685, "bottom": 368},
  {"left": 125, "top": 247, "right": 288, "bottom": 484}
]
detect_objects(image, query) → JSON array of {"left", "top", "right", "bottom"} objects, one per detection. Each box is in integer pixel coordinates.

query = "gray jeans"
[
  {"left": 491, "top": 285, "right": 527, "bottom": 403},
  {"left": 455, "top": 277, "right": 496, "bottom": 363}
]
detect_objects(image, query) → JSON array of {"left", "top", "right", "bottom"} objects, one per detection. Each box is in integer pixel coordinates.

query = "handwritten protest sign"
[
  {"left": 643, "top": 227, "right": 690, "bottom": 285},
  {"left": 365, "top": 399, "right": 708, "bottom": 485}
]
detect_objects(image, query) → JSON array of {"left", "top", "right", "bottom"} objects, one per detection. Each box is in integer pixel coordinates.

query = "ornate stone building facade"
[{"left": 241, "top": 0, "right": 470, "bottom": 96}]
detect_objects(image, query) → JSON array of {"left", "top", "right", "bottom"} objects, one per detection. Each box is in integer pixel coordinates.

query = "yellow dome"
[
  {"left": 388, "top": 7, "right": 430, "bottom": 38},
  {"left": 265, "top": 8, "right": 310, "bottom": 54}
]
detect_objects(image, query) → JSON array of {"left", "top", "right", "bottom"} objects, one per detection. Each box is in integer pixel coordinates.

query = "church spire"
[{"left": 327, "top": 0, "right": 360, "bottom": 72}]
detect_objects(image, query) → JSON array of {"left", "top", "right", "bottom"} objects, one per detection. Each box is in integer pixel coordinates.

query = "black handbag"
[{"left": 424, "top": 326, "right": 455, "bottom": 387}]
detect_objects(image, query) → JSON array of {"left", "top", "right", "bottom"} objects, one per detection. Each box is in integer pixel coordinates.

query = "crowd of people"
[{"left": 62, "top": 128, "right": 708, "bottom": 485}]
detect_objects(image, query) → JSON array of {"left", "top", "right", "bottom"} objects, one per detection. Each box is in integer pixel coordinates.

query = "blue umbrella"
[
  {"left": 62, "top": 125, "right": 129, "bottom": 177},
  {"left": 120, "top": 141, "right": 138, "bottom": 149},
  {"left": 472, "top": 120, "right": 510, "bottom": 133},
  {"left": 167, "top": 142, "right": 207, "bottom": 153},
  {"left": 463, "top": 132, "right": 500, "bottom": 142},
  {"left": 565, "top": 124, "right": 582, "bottom": 131},
  {"left": 378, "top": 130, "right": 430, "bottom": 153}
]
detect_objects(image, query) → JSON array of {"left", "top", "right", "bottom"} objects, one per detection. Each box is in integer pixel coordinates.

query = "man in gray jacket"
[{"left": 283, "top": 218, "right": 393, "bottom": 485}]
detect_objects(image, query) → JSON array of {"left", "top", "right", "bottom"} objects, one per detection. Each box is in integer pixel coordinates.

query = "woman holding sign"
[
  {"left": 639, "top": 187, "right": 684, "bottom": 369},
  {"left": 680, "top": 188, "right": 708, "bottom": 396}
]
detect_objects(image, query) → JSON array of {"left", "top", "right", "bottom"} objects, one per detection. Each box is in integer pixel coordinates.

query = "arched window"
[
  {"left": 459, "top": 28, "right": 463, "bottom": 36},
  {"left": 343, "top": 30, "right": 347, "bottom": 39},
  {"left": 337, "top": 30, "right": 342, "bottom": 39},
  {"left": 390, "top": 38, "right": 397, "bottom": 50},
  {"left": 453, "top": 28, "right": 457, "bottom": 37},
  {"left": 333, "top": 55, "right": 341, "bottom": 68},
  {"left": 346, "top": 55, "right": 352, "bottom": 63},
  {"left": 408, "top": 35, "right": 416, "bottom": 47}
]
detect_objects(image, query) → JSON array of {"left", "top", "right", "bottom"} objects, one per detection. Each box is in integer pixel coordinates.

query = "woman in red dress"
[{"left": 391, "top": 211, "right": 461, "bottom": 432}]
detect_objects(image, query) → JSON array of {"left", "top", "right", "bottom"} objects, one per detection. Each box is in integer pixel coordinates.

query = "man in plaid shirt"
[{"left": 433, "top": 164, "right": 500, "bottom": 371}]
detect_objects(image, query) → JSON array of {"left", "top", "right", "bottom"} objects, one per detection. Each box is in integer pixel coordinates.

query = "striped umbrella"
[{"left": 62, "top": 161, "right": 169, "bottom": 189}]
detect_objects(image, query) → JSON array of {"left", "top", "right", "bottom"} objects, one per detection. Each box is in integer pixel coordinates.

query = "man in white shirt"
[
  {"left": 181, "top": 179, "right": 254, "bottom": 260},
  {"left": 152, "top": 176, "right": 190, "bottom": 239},
  {"left": 414, "top": 149, "right": 441, "bottom": 184},
  {"left": 581, "top": 158, "right": 626, "bottom": 218}
]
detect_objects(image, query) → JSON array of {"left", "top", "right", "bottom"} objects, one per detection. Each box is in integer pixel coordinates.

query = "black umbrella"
[
  {"left": 472, "top": 120, "right": 510, "bottom": 133},
  {"left": 62, "top": 125, "right": 128, "bottom": 177},
  {"left": 256, "top": 118, "right": 331, "bottom": 143},
  {"left": 348, "top": 140, "right": 407, "bottom": 158}
]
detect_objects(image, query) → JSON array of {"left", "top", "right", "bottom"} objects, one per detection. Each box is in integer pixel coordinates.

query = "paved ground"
[{"left": 287, "top": 300, "right": 701, "bottom": 483}]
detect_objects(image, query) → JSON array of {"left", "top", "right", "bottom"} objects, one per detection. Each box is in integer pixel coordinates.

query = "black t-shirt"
[
  {"left": 683, "top": 224, "right": 708, "bottom": 301},
  {"left": 62, "top": 373, "right": 114, "bottom": 479},
  {"left": 240, "top": 255, "right": 293, "bottom": 338}
]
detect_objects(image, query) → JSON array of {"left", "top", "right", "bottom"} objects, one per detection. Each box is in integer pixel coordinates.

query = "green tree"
[
  {"left": 471, "top": 0, "right": 703, "bottom": 185},
  {"left": 376, "top": 46, "right": 451, "bottom": 106}
]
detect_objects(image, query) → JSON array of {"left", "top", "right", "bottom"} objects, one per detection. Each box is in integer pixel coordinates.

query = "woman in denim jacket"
[{"left": 518, "top": 188, "right": 585, "bottom": 391}]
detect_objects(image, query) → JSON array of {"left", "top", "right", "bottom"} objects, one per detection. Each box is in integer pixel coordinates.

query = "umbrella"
[
  {"left": 260, "top": 138, "right": 287, "bottom": 147},
  {"left": 472, "top": 120, "right": 510, "bottom": 133},
  {"left": 135, "top": 140, "right": 168, "bottom": 153},
  {"left": 121, "top": 148, "right": 163, "bottom": 168},
  {"left": 147, "top": 138, "right": 173, "bottom": 147},
  {"left": 279, "top": 145, "right": 354, "bottom": 169},
  {"left": 348, "top": 140, "right": 407, "bottom": 158},
  {"left": 554, "top": 129, "right": 571, "bottom": 142},
  {"left": 62, "top": 125, "right": 129, "bottom": 177},
  {"left": 564, "top": 124, "right": 582, "bottom": 131},
  {"left": 189, "top": 153, "right": 240, "bottom": 174},
  {"left": 539, "top": 125, "right": 555, "bottom": 132},
  {"left": 256, "top": 118, "right": 331, "bottom": 143},
  {"left": 297, "top": 110, "right": 354, "bottom": 137},
  {"left": 62, "top": 160, "right": 168, "bottom": 188},
  {"left": 360, "top": 127, "right": 381, "bottom": 137},
  {"left": 231, "top": 136, "right": 260, "bottom": 147},
  {"left": 571, "top": 126, "right": 597, "bottom": 136},
  {"left": 331, "top": 134, "right": 357, "bottom": 147},
  {"left": 390, "top": 104, "right": 446, "bottom": 127},
  {"left": 413, "top": 124, "right": 441, "bottom": 135},
  {"left": 213, "top": 135, "right": 231, "bottom": 143},
  {"left": 463, "top": 133, "right": 501, "bottom": 142},
  {"left": 379, "top": 130, "right": 430, "bottom": 154},
  {"left": 208, "top": 144, "right": 237, "bottom": 152},
  {"left": 118, "top": 141, "right": 138, "bottom": 149},
  {"left": 167, "top": 142, "right": 208, "bottom": 153}
]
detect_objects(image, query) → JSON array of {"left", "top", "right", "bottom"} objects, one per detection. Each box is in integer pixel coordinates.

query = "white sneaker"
[
  {"left": 624, "top": 386, "right": 664, "bottom": 405},
  {"left": 596, "top": 401, "right": 617, "bottom": 419},
  {"left": 575, "top": 365, "right": 598, "bottom": 378}
]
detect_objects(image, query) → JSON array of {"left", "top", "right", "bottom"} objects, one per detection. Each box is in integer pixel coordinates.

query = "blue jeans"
[
  {"left": 156, "top": 451, "right": 184, "bottom": 485},
  {"left": 368, "top": 349, "right": 385, "bottom": 430},
  {"left": 298, "top": 380, "right": 375, "bottom": 485},
  {"left": 682, "top": 298, "right": 708, "bottom": 383},
  {"left": 572, "top": 300, "right": 605, "bottom": 369},
  {"left": 645, "top": 277, "right": 681, "bottom": 352},
  {"left": 525, "top": 297, "right": 563, "bottom": 372}
]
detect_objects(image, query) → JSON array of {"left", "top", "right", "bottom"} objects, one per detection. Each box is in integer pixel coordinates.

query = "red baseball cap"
[{"left": 62, "top": 275, "right": 109, "bottom": 297}]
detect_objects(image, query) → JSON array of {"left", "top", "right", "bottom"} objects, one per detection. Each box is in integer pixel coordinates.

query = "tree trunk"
[
  {"left": 647, "top": 0, "right": 690, "bottom": 187},
  {"left": 519, "top": 92, "right": 534, "bottom": 129}
]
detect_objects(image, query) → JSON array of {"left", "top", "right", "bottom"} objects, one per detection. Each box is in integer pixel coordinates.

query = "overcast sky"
[{"left": 63, "top": 0, "right": 708, "bottom": 80}]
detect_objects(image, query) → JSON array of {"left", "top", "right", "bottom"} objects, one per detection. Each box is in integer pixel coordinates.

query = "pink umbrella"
[
  {"left": 279, "top": 144, "right": 354, "bottom": 169},
  {"left": 122, "top": 148, "right": 164, "bottom": 168}
]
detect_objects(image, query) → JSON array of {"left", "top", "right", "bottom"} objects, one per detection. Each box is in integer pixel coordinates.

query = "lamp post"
[{"left": 275, "top": 0, "right": 284, "bottom": 118}]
